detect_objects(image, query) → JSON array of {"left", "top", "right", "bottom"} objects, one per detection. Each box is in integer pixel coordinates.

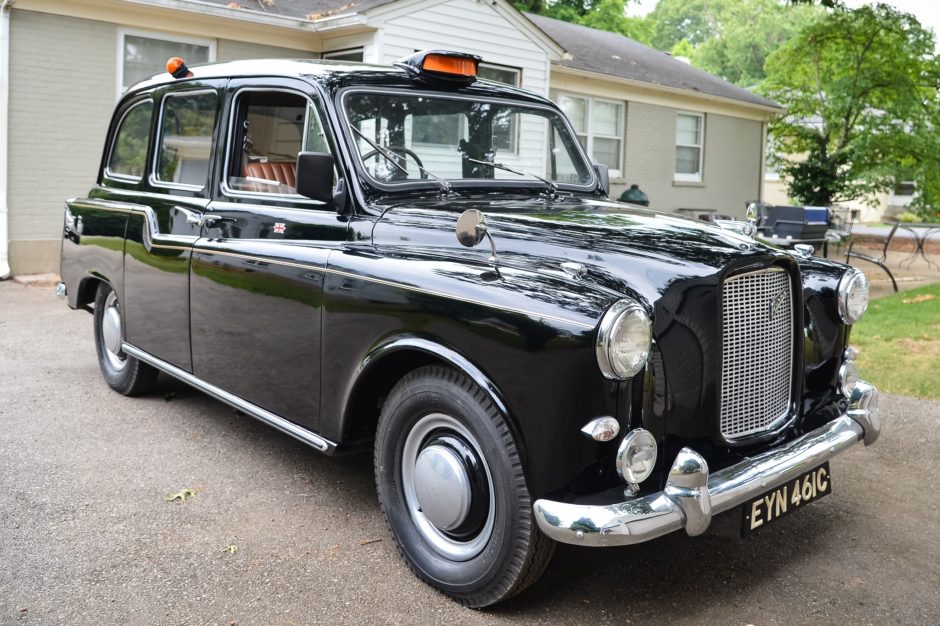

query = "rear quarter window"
[{"left": 107, "top": 100, "right": 153, "bottom": 179}]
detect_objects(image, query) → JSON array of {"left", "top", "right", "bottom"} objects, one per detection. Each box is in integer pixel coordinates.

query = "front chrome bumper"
[{"left": 533, "top": 380, "right": 879, "bottom": 547}]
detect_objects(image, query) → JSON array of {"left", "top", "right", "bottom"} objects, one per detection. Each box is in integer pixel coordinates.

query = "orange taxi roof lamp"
[
  {"left": 422, "top": 54, "right": 478, "bottom": 77},
  {"left": 166, "top": 57, "right": 193, "bottom": 79}
]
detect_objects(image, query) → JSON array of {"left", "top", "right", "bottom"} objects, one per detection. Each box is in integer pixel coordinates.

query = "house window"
[
  {"left": 675, "top": 112, "right": 704, "bottom": 182},
  {"left": 118, "top": 30, "right": 214, "bottom": 96},
  {"left": 555, "top": 93, "right": 623, "bottom": 174},
  {"left": 478, "top": 64, "right": 520, "bottom": 86},
  {"left": 322, "top": 48, "right": 364, "bottom": 62}
]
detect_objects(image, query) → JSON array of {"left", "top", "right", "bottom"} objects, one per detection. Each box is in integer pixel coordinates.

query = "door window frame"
[
  {"left": 150, "top": 88, "right": 220, "bottom": 193},
  {"left": 220, "top": 86, "right": 338, "bottom": 208}
]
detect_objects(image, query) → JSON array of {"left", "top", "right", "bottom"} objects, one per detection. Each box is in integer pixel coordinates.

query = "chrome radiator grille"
[{"left": 719, "top": 267, "right": 793, "bottom": 439}]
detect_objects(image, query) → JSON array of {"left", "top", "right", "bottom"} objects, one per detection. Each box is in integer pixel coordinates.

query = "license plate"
[{"left": 741, "top": 462, "right": 831, "bottom": 535}]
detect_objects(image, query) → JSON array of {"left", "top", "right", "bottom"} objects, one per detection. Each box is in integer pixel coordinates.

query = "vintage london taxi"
[{"left": 57, "top": 52, "right": 880, "bottom": 607}]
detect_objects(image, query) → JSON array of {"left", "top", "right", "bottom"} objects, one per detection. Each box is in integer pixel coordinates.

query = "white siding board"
[{"left": 372, "top": 0, "right": 552, "bottom": 177}]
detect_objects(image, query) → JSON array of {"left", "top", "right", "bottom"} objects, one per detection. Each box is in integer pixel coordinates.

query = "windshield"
[{"left": 342, "top": 91, "right": 594, "bottom": 188}]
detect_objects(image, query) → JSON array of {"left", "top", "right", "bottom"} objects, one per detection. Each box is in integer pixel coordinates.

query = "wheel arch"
[{"left": 339, "top": 336, "right": 525, "bottom": 462}]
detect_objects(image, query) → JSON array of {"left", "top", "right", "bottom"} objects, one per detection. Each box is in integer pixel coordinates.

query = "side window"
[
  {"left": 107, "top": 100, "right": 153, "bottom": 179},
  {"left": 226, "top": 90, "right": 337, "bottom": 198},
  {"left": 155, "top": 91, "right": 218, "bottom": 188}
]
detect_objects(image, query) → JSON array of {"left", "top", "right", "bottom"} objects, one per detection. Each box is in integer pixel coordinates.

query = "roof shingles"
[{"left": 526, "top": 13, "right": 781, "bottom": 110}]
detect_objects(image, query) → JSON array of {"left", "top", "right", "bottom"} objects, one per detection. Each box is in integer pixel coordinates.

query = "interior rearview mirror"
[{"left": 594, "top": 163, "right": 610, "bottom": 197}]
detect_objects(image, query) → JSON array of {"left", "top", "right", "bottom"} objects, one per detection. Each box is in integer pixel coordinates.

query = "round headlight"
[
  {"left": 838, "top": 269, "right": 869, "bottom": 324},
  {"left": 616, "top": 428, "right": 658, "bottom": 484},
  {"left": 596, "top": 299, "right": 652, "bottom": 380}
]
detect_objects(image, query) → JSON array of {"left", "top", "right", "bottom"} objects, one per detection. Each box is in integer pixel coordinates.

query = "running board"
[{"left": 122, "top": 342, "right": 336, "bottom": 454}]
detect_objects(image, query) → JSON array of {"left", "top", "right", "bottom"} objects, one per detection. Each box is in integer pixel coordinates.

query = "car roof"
[{"left": 125, "top": 58, "right": 554, "bottom": 107}]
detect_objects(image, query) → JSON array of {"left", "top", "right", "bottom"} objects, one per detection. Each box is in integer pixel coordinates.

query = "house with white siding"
[{"left": 0, "top": 0, "right": 781, "bottom": 276}]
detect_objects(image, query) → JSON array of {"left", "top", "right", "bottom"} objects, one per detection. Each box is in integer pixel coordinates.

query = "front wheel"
[
  {"left": 93, "top": 283, "right": 157, "bottom": 396},
  {"left": 374, "top": 366, "right": 554, "bottom": 607}
]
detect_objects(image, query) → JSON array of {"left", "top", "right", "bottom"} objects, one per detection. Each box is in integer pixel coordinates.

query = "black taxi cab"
[{"left": 58, "top": 52, "right": 880, "bottom": 607}]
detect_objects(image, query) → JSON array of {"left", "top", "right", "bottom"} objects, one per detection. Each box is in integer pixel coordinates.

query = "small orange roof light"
[
  {"left": 395, "top": 50, "right": 482, "bottom": 85},
  {"left": 166, "top": 57, "right": 192, "bottom": 79},
  {"left": 422, "top": 54, "right": 478, "bottom": 77}
]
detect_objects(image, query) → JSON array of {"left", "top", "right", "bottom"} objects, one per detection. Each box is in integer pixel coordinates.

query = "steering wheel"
[{"left": 361, "top": 146, "right": 427, "bottom": 180}]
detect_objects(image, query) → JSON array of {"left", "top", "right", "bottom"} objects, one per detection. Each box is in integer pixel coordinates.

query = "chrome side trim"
[
  {"left": 122, "top": 343, "right": 336, "bottom": 453},
  {"left": 533, "top": 380, "right": 879, "bottom": 547}
]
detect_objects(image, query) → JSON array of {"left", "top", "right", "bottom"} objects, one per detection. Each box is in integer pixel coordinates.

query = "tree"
[
  {"left": 690, "top": 0, "right": 821, "bottom": 86},
  {"left": 515, "top": 0, "right": 650, "bottom": 43},
  {"left": 761, "top": 4, "right": 938, "bottom": 209}
]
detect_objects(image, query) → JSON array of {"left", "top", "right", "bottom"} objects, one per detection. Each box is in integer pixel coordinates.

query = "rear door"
[
  {"left": 123, "top": 81, "right": 226, "bottom": 371},
  {"left": 189, "top": 78, "right": 348, "bottom": 432}
]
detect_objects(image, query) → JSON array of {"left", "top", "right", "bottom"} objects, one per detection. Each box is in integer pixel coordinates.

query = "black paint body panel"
[{"left": 60, "top": 61, "right": 855, "bottom": 501}]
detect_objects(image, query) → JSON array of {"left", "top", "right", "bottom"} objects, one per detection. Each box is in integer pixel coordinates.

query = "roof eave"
[
  {"left": 552, "top": 65, "right": 784, "bottom": 116},
  {"left": 125, "top": 0, "right": 368, "bottom": 32}
]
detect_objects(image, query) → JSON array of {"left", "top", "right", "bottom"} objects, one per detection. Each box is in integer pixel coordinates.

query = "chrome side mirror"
[{"left": 456, "top": 209, "right": 499, "bottom": 268}]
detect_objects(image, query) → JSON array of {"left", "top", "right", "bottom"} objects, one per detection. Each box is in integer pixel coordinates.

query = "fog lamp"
[
  {"left": 616, "top": 428, "right": 657, "bottom": 485},
  {"left": 839, "top": 360, "right": 861, "bottom": 398}
]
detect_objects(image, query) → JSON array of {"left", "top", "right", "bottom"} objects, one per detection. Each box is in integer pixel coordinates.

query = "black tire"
[
  {"left": 374, "top": 365, "right": 554, "bottom": 607},
  {"left": 93, "top": 283, "right": 157, "bottom": 396}
]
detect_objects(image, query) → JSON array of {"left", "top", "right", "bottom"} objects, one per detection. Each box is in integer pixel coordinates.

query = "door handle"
[{"left": 194, "top": 214, "right": 234, "bottom": 228}]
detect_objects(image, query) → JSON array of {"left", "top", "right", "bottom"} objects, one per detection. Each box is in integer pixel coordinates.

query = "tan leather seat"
[{"left": 244, "top": 161, "right": 296, "bottom": 188}]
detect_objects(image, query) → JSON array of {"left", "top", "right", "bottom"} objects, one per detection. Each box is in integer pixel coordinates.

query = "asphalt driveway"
[{"left": 1, "top": 280, "right": 938, "bottom": 624}]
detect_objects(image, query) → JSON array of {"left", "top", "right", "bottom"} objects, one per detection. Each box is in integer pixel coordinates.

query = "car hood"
[{"left": 370, "top": 194, "right": 789, "bottom": 306}]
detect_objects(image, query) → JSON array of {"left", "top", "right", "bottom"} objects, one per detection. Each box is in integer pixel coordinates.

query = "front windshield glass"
[{"left": 342, "top": 91, "right": 594, "bottom": 187}]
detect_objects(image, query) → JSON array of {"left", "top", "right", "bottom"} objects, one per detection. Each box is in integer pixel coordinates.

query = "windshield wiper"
[
  {"left": 348, "top": 124, "right": 454, "bottom": 197},
  {"left": 466, "top": 158, "right": 559, "bottom": 197}
]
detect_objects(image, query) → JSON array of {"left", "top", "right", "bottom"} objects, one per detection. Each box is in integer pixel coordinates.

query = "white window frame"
[
  {"left": 322, "top": 47, "right": 365, "bottom": 62},
  {"left": 478, "top": 62, "right": 521, "bottom": 86},
  {"left": 116, "top": 28, "right": 216, "bottom": 100},
  {"left": 675, "top": 111, "right": 705, "bottom": 182},
  {"left": 556, "top": 92, "right": 624, "bottom": 177}
]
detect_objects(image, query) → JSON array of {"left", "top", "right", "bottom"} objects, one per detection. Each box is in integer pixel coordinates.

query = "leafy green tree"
[
  {"left": 647, "top": 0, "right": 730, "bottom": 51},
  {"left": 691, "top": 0, "right": 821, "bottom": 86},
  {"left": 761, "top": 4, "right": 938, "bottom": 209},
  {"left": 577, "top": 0, "right": 652, "bottom": 43}
]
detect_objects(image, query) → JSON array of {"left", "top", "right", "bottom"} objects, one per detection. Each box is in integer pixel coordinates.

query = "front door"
[{"left": 189, "top": 80, "right": 348, "bottom": 432}]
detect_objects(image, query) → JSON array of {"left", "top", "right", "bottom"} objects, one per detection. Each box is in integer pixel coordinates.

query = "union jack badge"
[{"left": 273, "top": 222, "right": 286, "bottom": 234}]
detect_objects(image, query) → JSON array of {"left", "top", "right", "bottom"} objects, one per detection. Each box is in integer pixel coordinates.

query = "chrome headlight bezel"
[
  {"left": 838, "top": 268, "right": 869, "bottom": 324},
  {"left": 595, "top": 299, "right": 652, "bottom": 380}
]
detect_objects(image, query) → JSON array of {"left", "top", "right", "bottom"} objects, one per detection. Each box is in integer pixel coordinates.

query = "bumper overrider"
[{"left": 533, "top": 380, "right": 880, "bottom": 546}]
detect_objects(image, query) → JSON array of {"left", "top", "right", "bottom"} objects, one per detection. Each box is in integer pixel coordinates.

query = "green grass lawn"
[{"left": 851, "top": 282, "right": 940, "bottom": 401}]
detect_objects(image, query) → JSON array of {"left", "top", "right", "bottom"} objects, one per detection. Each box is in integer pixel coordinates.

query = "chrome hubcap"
[
  {"left": 401, "top": 413, "right": 495, "bottom": 561},
  {"left": 101, "top": 292, "right": 126, "bottom": 371},
  {"left": 413, "top": 445, "right": 472, "bottom": 531}
]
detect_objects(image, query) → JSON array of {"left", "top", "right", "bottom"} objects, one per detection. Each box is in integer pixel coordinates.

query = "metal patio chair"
[{"left": 845, "top": 222, "right": 899, "bottom": 292}]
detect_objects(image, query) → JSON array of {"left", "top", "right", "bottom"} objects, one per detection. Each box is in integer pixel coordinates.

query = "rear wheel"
[
  {"left": 374, "top": 366, "right": 554, "bottom": 607},
  {"left": 93, "top": 283, "right": 156, "bottom": 396}
]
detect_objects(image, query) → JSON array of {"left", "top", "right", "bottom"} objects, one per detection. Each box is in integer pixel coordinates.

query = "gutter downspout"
[{"left": 0, "top": 0, "right": 13, "bottom": 279}]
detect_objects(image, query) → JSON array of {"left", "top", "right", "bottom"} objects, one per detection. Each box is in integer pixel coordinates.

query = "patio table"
[{"left": 897, "top": 223, "right": 940, "bottom": 270}]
